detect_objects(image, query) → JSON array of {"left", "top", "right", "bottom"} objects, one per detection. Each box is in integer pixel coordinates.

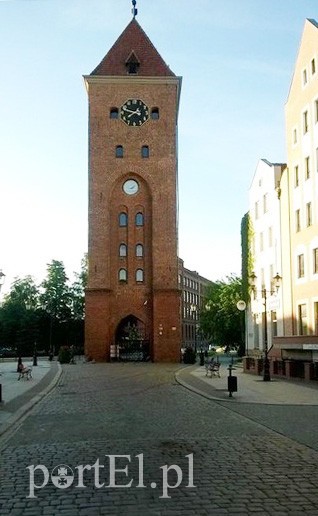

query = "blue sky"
[{"left": 0, "top": 0, "right": 317, "bottom": 295}]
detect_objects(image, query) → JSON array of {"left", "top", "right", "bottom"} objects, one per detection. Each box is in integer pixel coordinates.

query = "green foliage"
[
  {"left": 200, "top": 275, "right": 244, "bottom": 353},
  {"left": 0, "top": 255, "right": 87, "bottom": 354},
  {"left": 70, "top": 254, "right": 88, "bottom": 320},
  {"left": 40, "top": 260, "right": 72, "bottom": 322},
  {"left": 3, "top": 276, "right": 39, "bottom": 308},
  {"left": 241, "top": 212, "right": 254, "bottom": 302},
  {"left": 58, "top": 346, "right": 71, "bottom": 364}
]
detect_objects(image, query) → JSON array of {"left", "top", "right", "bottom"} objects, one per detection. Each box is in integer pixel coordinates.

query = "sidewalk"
[
  {"left": 0, "top": 359, "right": 61, "bottom": 437},
  {"left": 176, "top": 362, "right": 318, "bottom": 405}
]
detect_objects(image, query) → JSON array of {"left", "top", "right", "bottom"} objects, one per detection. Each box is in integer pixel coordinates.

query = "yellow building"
[{"left": 245, "top": 19, "right": 318, "bottom": 382}]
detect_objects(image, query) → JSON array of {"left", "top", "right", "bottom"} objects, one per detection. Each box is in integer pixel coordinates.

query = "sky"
[{"left": 0, "top": 0, "right": 317, "bottom": 297}]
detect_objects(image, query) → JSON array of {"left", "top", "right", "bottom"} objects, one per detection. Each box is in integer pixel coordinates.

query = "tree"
[
  {"left": 200, "top": 275, "right": 245, "bottom": 355},
  {"left": 3, "top": 275, "right": 39, "bottom": 308},
  {"left": 0, "top": 276, "right": 40, "bottom": 354},
  {"left": 40, "top": 260, "right": 72, "bottom": 321},
  {"left": 70, "top": 254, "right": 87, "bottom": 320}
]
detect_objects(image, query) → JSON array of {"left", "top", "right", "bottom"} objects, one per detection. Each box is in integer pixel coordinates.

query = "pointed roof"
[{"left": 91, "top": 19, "right": 175, "bottom": 77}]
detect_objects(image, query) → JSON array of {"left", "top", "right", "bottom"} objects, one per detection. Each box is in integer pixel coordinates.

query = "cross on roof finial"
[{"left": 132, "top": 0, "right": 138, "bottom": 18}]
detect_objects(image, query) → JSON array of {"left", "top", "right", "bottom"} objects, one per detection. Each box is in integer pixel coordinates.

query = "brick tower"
[{"left": 83, "top": 9, "right": 182, "bottom": 362}]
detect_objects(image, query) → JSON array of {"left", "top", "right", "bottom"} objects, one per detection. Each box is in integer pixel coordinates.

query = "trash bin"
[{"left": 228, "top": 375, "right": 237, "bottom": 393}]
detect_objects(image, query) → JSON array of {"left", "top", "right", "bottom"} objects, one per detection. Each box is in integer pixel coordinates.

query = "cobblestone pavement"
[{"left": 1, "top": 362, "right": 318, "bottom": 515}]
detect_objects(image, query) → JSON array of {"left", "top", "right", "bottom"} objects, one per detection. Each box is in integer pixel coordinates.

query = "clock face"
[
  {"left": 120, "top": 99, "right": 149, "bottom": 126},
  {"left": 123, "top": 179, "right": 139, "bottom": 195}
]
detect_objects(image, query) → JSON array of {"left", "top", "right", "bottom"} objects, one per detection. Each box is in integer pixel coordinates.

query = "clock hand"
[
  {"left": 123, "top": 106, "right": 140, "bottom": 114},
  {"left": 127, "top": 108, "right": 141, "bottom": 118}
]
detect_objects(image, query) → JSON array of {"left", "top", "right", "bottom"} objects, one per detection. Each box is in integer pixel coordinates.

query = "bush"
[
  {"left": 58, "top": 346, "right": 71, "bottom": 364},
  {"left": 183, "top": 347, "right": 196, "bottom": 364}
]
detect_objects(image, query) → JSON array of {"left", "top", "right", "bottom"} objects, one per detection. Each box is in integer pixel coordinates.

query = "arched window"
[
  {"left": 119, "top": 268, "right": 127, "bottom": 282},
  {"left": 151, "top": 107, "right": 159, "bottom": 120},
  {"left": 141, "top": 145, "right": 149, "bottom": 158},
  {"left": 110, "top": 108, "right": 119, "bottom": 119},
  {"left": 136, "top": 269, "right": 144, "bottom": 282},
  {"left": 136, "top": 244, "right": 143, "bottom": 257},
  {"left": 116, "top": 145, "right": 124, "bottom": 158},
  {"left": 119, "top": 244, "right": 127, "bottom": 257},
  {"left": 135, "top": 212, "right": 144, "bottom": 226},
  {"left": 119, "top": 212, "right": 128, "bottom": 227}
]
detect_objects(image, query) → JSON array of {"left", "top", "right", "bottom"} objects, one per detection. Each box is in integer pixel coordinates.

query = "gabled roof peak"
[{"left": 91, "top": 18, "right": 175, "bottom": 77}]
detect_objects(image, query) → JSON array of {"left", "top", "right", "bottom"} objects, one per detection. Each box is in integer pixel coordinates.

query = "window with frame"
[
  {"left": 298, "top": 304, "right": 308, "bottom": 335},
  {"left": 116, "top": 145, "right": 124, "bottom": 158},
  {"left": 268, "top": 227, "right": 273, "bottom": 247},
  {"left": 260, "top": 232, "right": 264, "bottom": 252},
  {"left": 314, "top": 302, "right": 318, "bottom": 334},
  {"left": 315, "top": 100, "right": 318, "bottom": 123},
  {"left": 263, "top": 193, "right": 268, "bottom": 214},
  {"left": 312, "top": 58, "right": 316, "bottom": 75},
  {"left": 271, "top": 311, "right": 278, "bottom": 338},
  {"left": 294, "top": 165, "right": 299, "bottom": 187},
  {"left": 151, "top": 107, "right": 159, "bottom": 120},
  {"left": 303, "top": 110, "right": 309, "bottom": 133},
  {"left": 141, "top": 145, "right": 149, "bottom": 158},
  {"left": 313, "top": 248, "right": 318, "bottom": 274},
  {"left": 110, "top": 108, "right": 119, "bottom": 119},
  {"left": 293, "top": 128, "right": 297, "bottom": 144},
  {"left": 135, "top": 212, "right": 144, "bottom": 226},
  {"left": 295, "top": 209, "right": 301, "bottom": 232},
  {"left": 136, "top": 244, "right": 143, "bottom": 257},
  {"left": 303, "top": 69, "right": 308, "bottom": 85},
  {"left": 255, "top": 201, "right": 259, "bottom": 220},
  {"left": 306, "top": 202, "right": 312, "bottom": 227},
  {"left": 119, "top": 243, "right": 127, "bottom": 257},
  {"left": 118, "top": 268, "right": 127, "bottom": 282},
  {"left": 305, "top": 156, "right": 310, "bottom": 179},
  {"left": 119, "top": 212, "right": 128, "bottom": 227},
  {"left": 297, "top": 254, "right": 305, "bottom": 278},
  {"left": 136, "top": 268, "right": 144, "bottom": 282}
]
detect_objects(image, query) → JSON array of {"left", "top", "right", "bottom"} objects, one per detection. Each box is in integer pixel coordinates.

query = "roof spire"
[{"left": 131, "top": 0, "right": 138, "bottom": 18}]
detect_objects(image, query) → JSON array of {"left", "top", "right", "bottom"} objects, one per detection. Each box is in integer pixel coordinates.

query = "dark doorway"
[{"left": 115, "top": 315, "right": 150, "bottom": 361}]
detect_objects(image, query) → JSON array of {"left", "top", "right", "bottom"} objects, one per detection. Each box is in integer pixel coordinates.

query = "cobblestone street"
[{"left": 1, "top": 362, "right": 318, "bottom": 515}]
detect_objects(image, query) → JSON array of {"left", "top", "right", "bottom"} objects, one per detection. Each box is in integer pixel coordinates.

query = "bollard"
[{"left": 227, "top": 364, "right": 238, "bottom": 398}]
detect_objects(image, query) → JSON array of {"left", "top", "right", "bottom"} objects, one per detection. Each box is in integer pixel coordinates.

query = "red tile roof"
[{"left": 91, "top": 19, "right": 175, "bottom": 77}]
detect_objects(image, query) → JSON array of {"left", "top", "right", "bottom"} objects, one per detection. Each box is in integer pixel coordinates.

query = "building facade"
[
  {"left": 245, "top": 19, "right": 318, "bottom": 381},
  {"left": 178, "top": 259, "right": 212, "bottom": 351},
  {"left": 84, "top": 15, "right": 182, "bottom": 362},
  {"left": 246, "top": 159, "right": 285, "bottom": 357}
]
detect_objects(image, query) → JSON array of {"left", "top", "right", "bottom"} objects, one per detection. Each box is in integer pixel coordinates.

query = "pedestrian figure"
[{"left": 17, "top": 357, "right": 23, "bottom": 373}]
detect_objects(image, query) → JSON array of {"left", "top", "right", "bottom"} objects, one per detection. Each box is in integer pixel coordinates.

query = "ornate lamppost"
[{"left": 249, "top": 272, "right": 282, "bottom": 381}]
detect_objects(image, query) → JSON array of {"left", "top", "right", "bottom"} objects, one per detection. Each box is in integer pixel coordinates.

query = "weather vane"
[{"left": 132, "top": 0, "right": 138, "bottom": 18}]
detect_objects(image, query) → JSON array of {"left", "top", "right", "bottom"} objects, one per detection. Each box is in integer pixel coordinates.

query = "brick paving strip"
[{"left": 0, "top": 362, "right": 318, "bottom": 515}]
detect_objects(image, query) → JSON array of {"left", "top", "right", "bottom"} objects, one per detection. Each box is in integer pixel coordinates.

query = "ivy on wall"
[{"left": 241, "top": 212, "right": 254, "bottom": 303}]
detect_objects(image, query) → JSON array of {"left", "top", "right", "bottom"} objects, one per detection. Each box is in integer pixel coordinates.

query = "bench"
[
  {"left": 18, "top": 366, "right": 32, "bottom": 380},
  {"left": 205, "top": 361, "right": 221, "bottom": 378}
]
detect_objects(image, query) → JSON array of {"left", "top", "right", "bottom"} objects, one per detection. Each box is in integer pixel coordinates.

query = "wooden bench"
[
  {"left": 18, "top": 366, "right": 32, "bottom": 380},
  {"left": 205, "top": 361, "right": 221, "bottom": 378}
]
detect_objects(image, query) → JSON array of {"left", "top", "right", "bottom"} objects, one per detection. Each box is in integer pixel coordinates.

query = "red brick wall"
[{"left": 85, "top": 78, "right": 181, "bottom": 362}]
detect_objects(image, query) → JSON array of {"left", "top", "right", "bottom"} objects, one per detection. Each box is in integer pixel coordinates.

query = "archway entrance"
[{"left": 115, "top": 315, "right": 150, "bottom": 361}]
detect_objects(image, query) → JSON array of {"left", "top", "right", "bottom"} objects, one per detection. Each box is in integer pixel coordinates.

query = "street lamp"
[
  {"left": 249, "top": 272, "right": 282, "bottom": 381},
  {"left": 25, "top": 301, "right": 38, "bottom": 366}
]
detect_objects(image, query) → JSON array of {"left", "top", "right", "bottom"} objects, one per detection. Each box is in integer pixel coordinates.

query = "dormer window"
[{"left": 125, "top": 51, "right": 140, "bottom": 75}]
